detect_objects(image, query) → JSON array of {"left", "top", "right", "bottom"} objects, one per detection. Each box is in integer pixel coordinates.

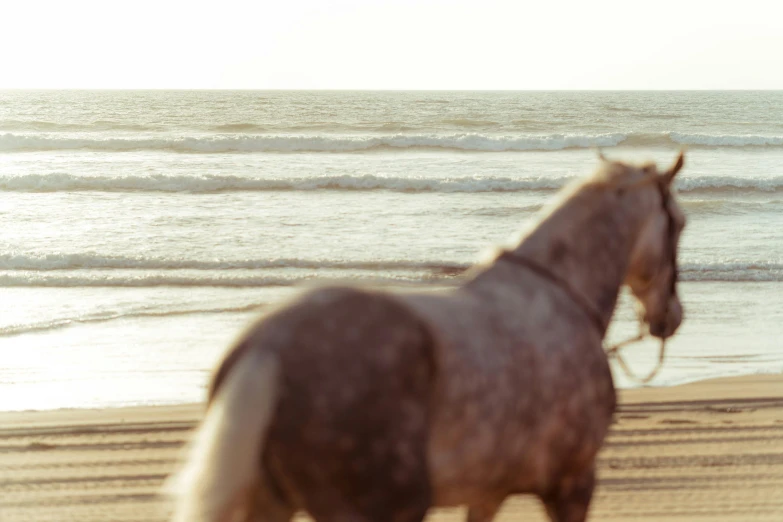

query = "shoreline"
[
  {"left": 2, "top": 368, "right": 782, "bottom": 416},
  {"left": 2, "top": 374, "right": 782, "bottom": 521},
  {"left": 1, "top": 371, "right": 780, "bottom": 420}
]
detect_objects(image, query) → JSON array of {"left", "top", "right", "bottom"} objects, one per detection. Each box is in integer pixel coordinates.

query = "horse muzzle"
[{"left": 648, "top": 296, "right": 683, "bottom": 339}]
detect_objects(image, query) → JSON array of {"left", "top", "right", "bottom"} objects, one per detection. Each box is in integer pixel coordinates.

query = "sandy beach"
[{"left": 1, "top": 374, "right": 781, "bottom": 522}]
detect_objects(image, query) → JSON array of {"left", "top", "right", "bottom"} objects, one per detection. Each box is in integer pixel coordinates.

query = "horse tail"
[{"left": 166, "top": 347, "right": 280, "bottom": 522}]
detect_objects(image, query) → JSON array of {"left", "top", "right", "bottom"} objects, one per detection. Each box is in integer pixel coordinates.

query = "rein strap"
[
  {"left": 605, "top": 334, "right": 667, "bottom": 385},
  {"left": 496, "top": 251, "right": 607, "bottom": 335}
]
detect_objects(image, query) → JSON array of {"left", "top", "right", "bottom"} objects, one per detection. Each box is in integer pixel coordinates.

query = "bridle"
[
  {"left": 498, "top": 177, "right": 680, "bottom": 384},
  {"left": 606, "top": 179, "right": 679, "bottom": 383}
]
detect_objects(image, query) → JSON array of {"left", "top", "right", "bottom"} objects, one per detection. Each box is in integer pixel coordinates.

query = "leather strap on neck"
[{"left": 496, "top": 250, "right": 608, "bottom": 335}]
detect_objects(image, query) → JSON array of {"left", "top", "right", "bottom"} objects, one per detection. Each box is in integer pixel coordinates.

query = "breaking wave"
[
  {"left": 0, "top": 253, "right": 466, "bottom": 273},
  {"left": 680, "top": 198, "right": 782, "bottom": 216},
  {"left": 0, "top": 302, "right": 268, "bottom": 337},
  {"left": 0, "top": 173, "right": 570, "bottom": 193},
  {"left": 1, "top": 254, "right": 780, "bottom": 285},
  {"left": 0, "top": 132, "right": 627, "bottom": 153},
  {"left": 0, "top": 272, "right": 458, "bottom": 288},
  {"left": 674, "top": 176, "right": 783, "bottom": 193},
  {"left": 3, "top": 131, "right": 783, "bottom": 153},
  {"left": 670, "top": 133, "right": 783, "bottom": 147},
  {"left": 680, "top": 261, "right": 783, "bottom": 282},
  {"left": 1, "top": 172, "right": 780, "bottom": 194}
]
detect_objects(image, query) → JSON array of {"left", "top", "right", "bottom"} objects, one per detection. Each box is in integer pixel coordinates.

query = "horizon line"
[{"left": 1, "top": 88, "right": 782, "bottom": 93}]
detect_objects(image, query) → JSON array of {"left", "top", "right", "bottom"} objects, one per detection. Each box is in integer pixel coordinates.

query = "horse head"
[{"left": 603, "top": 151, "right": 687, "bottom": 340}]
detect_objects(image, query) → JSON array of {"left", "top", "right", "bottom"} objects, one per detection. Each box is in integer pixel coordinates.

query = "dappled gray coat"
[{"left": 168, "top": 153, "right": 686, "bottom": 522}]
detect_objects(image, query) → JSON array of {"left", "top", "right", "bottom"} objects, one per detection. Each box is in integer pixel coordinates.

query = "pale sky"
[{"left": 2, "top": 0, "right": 782, "bottom": 90}]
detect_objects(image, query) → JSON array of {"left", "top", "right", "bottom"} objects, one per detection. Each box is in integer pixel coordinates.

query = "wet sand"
[{"left": 2, "top": 374, "right": 782, "bottom": 521}]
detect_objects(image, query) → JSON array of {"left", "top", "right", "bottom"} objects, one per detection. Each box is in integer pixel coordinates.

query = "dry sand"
[{"left": 1, "top": 374, "right": 782, "bottom": 522}]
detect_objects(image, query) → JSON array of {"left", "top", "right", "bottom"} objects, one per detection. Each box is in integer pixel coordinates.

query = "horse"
[{"left": 167, "top": 152, "right": 687, "bottom": 522}]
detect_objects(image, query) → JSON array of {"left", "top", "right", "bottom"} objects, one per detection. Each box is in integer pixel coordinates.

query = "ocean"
[{"left": 0, "top": 90, "right": 781, "bottom": 411}]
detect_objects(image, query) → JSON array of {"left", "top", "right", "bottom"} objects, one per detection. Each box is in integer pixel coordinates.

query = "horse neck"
[{"left": 477, "top": 183, "right": 656, "bottom": 335}]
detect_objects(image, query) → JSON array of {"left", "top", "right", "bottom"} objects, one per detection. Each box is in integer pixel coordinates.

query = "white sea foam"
[
  {"left": 0, "top": 273, "right": 306, "bottom": 288},
  {"left": 0, "top": 252, "right": 465, "bottom": 272},
  {"left": 0, "top": 302, "right": 267, "bottom": 337},
  {"left": 0, "top": 173, "right": 571, "bottom": 193},
  {"left": 1, "top": 257, "right": 780, "bottom": 285},
  {"left": 0, "top": 271, "right": 457, "bottom": 288},
  {"left": 671, "top": 133, "right": 783, "bottom": 147},
  {"left": 1, "top": 172, "right": 780, "bottom": 194},
  {"left": 680, "top": 198, "right": 781, "bottom": 217},
  {"left": 674, "top": 176, "right": 783, "bottom": 193},
  {"left": 1, "top": 261, "right": 776, "bottom": 337},
  {"left": 4, "top": 131, "right": 783, "bottom": 153},
  {"left": 679, "top": 261, "right": 783, "bottom": 282},
  {"left": 0, "top": 132, "right": 627, "bottom": 153}
]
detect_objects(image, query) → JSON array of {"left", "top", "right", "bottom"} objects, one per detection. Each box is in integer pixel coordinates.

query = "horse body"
[
  {"left": 169, "top": 154, "right": 686, "bottom": 522},
  {"left": 402, "top": 278, "right": 615, "bottom": 512}
]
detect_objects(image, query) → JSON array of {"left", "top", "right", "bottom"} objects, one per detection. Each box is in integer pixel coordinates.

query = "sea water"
[{"left": 0, "top": 90, "right": 781, "bottom": 411}]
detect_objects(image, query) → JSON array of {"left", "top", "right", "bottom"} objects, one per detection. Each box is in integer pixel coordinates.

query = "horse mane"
[
  {"left": 586, "top": 156, "right": 668, "bottom": 193},
  {"left": 474, "top": 157, "right": 662, "bottom": 269}
]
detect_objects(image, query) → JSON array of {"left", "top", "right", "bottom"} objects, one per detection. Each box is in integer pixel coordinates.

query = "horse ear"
[
  {"left": 597, "top": 149, "right": 608, "bottom": 162},
  {"left": 661, "top": 150, "right": 685, "bottom": 185}
]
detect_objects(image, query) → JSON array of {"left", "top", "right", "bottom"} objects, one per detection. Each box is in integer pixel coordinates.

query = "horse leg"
[
  {"left": 541, "top": 465, "right": 595, "bottom": 522},
  {"left": 466, "top": 498, "right": 504, "bottom": 522}
]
